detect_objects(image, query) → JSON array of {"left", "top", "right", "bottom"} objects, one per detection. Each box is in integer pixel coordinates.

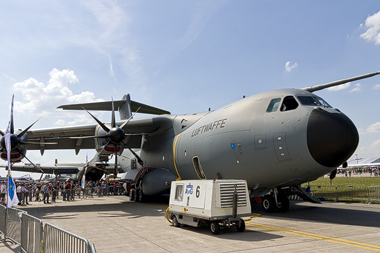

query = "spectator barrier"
[
  {"left": 0, "top": 204, "right": 96, "bottom": 253},
  {"left": 21, "top": 213, "right": 43, "bottom": 253},
  {"left": 308, "top": 185, "right": 380, "bottom": 203},
  {"left": 43, "top": 223, "right": 95, "bottom": 253}
]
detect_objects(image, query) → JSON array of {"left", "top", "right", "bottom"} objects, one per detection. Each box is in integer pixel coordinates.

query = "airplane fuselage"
[{"left": 135, "top": 88, "right": 358, "bottom": 191}]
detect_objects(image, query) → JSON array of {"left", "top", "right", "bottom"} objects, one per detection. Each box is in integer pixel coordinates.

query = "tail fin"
[{"left": 57, "top": 93, "right": 171, "bottom": 120}]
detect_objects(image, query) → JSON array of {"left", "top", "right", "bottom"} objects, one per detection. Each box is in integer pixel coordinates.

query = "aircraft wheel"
[
  {"left": 129, "top": 189, "right": 135, "bottom": 201},
  {"left": 276, "top": 195, "right": 290, "bottom": 213},
  {"left": 137, "top": 189, "right": 144, "bottom": 203},
  {"left": 210, "top": 221, "right": 220, "bottom": 235},
  {"left": 236, "top": 218, "right": 245, "bottom": 232},
  {"left": 172, "top": 215, "right": 179, "bottom": 227},
  {"left": 261, "top": 195, "right": 276, "bottom": 213}
]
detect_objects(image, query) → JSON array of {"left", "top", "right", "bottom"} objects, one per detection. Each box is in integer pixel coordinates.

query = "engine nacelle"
[
  {"left": 0, "top": 129, "right": 27, "bottom": 163},
  {"left": 94, "top": 125, "right": 125, "bottom": 155}
]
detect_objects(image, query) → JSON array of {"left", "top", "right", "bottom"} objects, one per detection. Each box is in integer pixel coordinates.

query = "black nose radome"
[{"left": 307, "top": 108, "right": 359, "bottom": 167}]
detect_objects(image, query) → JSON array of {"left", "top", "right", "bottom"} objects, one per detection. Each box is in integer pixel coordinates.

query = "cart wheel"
[
  {"left": 236, "top": 218, "right": 245, "bottom": 232},
  {"left": 210, "top": 221, "right": 220, "bottom": 235},
  {"left": 172, "top": 215, "right": 179, "bottom": 227}
]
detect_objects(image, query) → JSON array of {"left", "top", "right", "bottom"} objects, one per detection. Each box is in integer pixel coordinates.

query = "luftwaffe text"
[{"left": 191, "top": 118, "right": 227, "bottom": 137}]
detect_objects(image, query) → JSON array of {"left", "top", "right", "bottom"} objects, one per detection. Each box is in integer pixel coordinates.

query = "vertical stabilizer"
[{"left": 119, "top": 93, "right": 132, "bottom": 120}]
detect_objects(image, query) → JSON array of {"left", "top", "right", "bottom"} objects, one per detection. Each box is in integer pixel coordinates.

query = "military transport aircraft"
[{"left": 1, "top": 71, "right": 379, "bottom": 212}]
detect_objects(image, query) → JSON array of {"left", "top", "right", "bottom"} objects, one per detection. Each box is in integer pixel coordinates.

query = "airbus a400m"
[{"left": 2, "top": 71, "right": 379, "bottom": 212}]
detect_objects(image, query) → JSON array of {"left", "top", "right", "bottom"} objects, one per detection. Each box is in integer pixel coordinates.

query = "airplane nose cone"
[{"left": 307, "top": 108, "right": 359, "bottom": 167}]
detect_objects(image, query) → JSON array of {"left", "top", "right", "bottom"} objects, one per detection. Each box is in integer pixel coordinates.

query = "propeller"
[
  {"left": 0, "top": 95, "right": 48, "bottom": 173},
  {"left": 77, "top": 99, "right": 143, "bottom": 176}
]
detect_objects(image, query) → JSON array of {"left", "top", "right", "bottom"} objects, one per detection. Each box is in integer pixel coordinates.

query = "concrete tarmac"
[{"left": 1, "top": 196, "right": 380, "bottom": 252}]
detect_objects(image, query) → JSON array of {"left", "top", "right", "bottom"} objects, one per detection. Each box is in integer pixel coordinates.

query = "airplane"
[{"left": 1, "top": 70, "right": 379, "bottom": 213}]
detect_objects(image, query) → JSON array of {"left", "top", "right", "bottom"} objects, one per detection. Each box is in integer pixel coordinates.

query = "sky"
[{"left": 0, "top": 1, "right": 380, "bottom": 178}]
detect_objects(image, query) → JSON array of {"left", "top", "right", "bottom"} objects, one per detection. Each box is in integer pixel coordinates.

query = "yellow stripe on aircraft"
[{"left": 172, "top": 134, "right": 181, "bottom": 180}]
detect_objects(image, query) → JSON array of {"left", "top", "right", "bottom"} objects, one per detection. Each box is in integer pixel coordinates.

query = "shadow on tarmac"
[
  {"left": 252, "top": 200, "right": 380, "bottom": 228},
  {"left": 21, "top": 196, "right": 380, "bottom": 231}
]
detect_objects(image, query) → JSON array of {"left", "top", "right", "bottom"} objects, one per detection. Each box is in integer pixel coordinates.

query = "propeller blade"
[
  {"left": 16, "top": 149, "right": 43, "bottom": 173},
  {"left": 10, "top": 96, "right": 14, "bottom": 134},
  {"left": 0, "top": 130, "right": 4, "bottom": 136},
  {"left": 120, "top": 106, "right": 141, "bottom": 129},
  {"left": 114, "top": 150, "right": 118, "bottom": 176},
  {"left": 17, "top": 115, "right": 43, "bottom": 138},
  {"left": 122, "top": 141, "right": 143, "bottom": 165},
  {"left": 83, "top": 107, "right": 110, "bottom": 133},
  {"left": 111, "top": 98, "right": 116, "bottom": 128}
]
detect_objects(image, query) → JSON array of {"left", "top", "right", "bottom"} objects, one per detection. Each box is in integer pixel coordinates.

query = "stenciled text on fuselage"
[{"left": 191, "top": 118, "right": 227, "bottom": 137}]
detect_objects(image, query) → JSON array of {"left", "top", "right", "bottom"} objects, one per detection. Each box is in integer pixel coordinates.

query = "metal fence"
[
  {"left": 6, "top": 207, "right": 26, "bottom": 244},
  {"left": 0, "top": 204, "right": 96, "bottom": 253},
  {"left": 309, "top": 185, "right": 380, "bottom": 203},
  {"left": 368, "top": 186, "right": 380, "bottom": 203},
  {"left": 21, "top": 213, "right": 43, "bottom": 253},
  {"left": 43, "top": 223, "right": 95, "bottom": 253},
  {"left": 0, "top": 204, "right": 6, "bottom": 237}
]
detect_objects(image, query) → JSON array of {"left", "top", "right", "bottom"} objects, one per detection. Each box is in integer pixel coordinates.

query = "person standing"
[
  {"left": 43, "top": 183, "right": 50, "bottom": 204},
  {"left": 0, "top": 181, "right": 6, "bottom": 203},
  {"left": 17, "top": 184, "right": 22, "bottom": 205}
]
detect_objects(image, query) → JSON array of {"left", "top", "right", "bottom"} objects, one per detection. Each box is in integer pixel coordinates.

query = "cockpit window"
[
  {"left": 297, "top": 96, "right": 332, "bottom": 108},
  {"left": 315, "top": 96, "right": 332, "bottom": 108},
  {"left": 280, "top": 96, "right": 299, "bottom": 111},
  {"left": 267, "top": 98, "right": 281, "bottom": 113}
]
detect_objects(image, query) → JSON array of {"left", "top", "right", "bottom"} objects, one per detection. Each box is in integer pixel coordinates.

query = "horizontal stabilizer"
[{"left": 58, "top": 100, "right": 170, "bottom": 115}]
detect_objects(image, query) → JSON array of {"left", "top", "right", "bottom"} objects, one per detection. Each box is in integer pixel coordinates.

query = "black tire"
[
  {"left": 137, "top": 189, "right": 144, "bottom": 203},
  {"left": 210, "top": 221, "right": 220, "bottom": 235},
  {"left": 261, "top": 195, "right": 276, "bottom": 213},
  {"left": 129, "top": 189, "right": 135, "bottom": 201},
  {"left": 276, "top": 195, "right": 290, "bottom": 213},
  {"left": 236, "top": 218, "right": 245, "bottom": 232},
  {"left": 172, "top": 215, "right": 179, "bottom": 227}
]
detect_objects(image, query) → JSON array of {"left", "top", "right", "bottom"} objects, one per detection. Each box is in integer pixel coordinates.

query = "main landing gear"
[{"left": 261, "top": 189, "right": 290, "bottom": 213}]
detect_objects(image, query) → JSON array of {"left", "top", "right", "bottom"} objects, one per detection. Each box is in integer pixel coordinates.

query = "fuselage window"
[
  {"left": 266, "top": 98, "right": 281, "bottom": 113},
  {"left": 280, "top": 96, "right": 298, "bottom": 111}
]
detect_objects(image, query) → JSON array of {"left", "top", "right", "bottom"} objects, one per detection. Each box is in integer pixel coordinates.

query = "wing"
[
  {"left": 25, "top": 116, "right": 173, "bottom": 153},
  {"left": 0, "top": 164, "right": 79, "bottom": 174}
]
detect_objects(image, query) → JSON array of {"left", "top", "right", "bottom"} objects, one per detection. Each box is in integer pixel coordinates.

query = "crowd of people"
[
  {"left": 0, "top": 180, "right": 125, "bottom": 206},
  {"left": 338, "top": 168, "right": 380, "bottom": 177}
]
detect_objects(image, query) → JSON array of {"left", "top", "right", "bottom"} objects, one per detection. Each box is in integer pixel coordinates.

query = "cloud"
[
  {"left": 360, "top": 10, "right": 380, "bottom": 45},
  {"left": 367, "top": 122, "right": 380, "bottom": 133},
  {"left": 374, "top": 84, "right": 380, "bottom": 89},
  {"left": 327, "top": 82, "right": 350, "bottom": 91},
  {"left": 285, "top": 61, "right": 298, "bottom": 72},
  {"left": 12, "top": 68, "right": 103, "bottom": 125},
  {"left": 349, "top": 83, "right": 362, "bottom": 93},
  {"left": 356, "top": 139, "right": 380, "bottom": 158}
]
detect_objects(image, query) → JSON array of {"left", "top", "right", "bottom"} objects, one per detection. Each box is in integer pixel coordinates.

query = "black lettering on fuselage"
[{"left": 191, "top": 118, "right": 227, "bottom": 137}]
